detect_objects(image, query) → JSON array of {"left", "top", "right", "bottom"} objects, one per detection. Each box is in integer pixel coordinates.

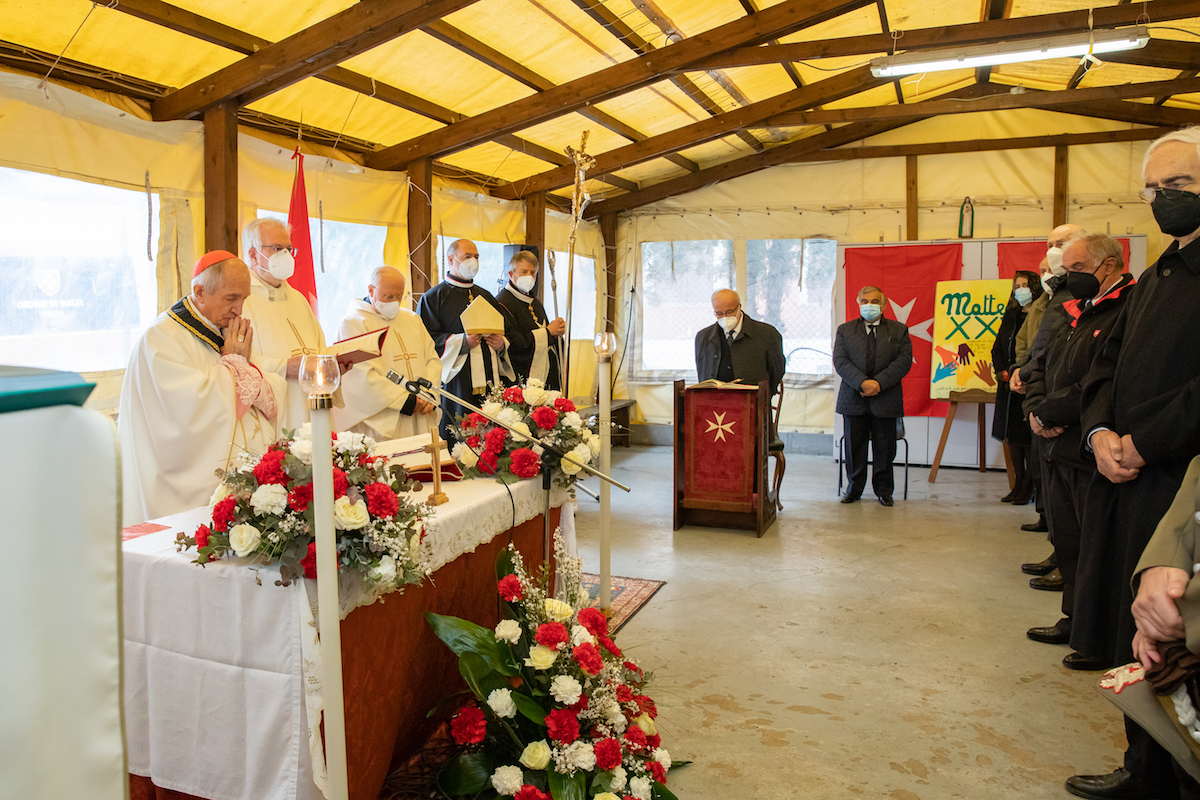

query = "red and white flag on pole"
[{"left": 287, "top": 148, "right": 319, "bottom": 316}]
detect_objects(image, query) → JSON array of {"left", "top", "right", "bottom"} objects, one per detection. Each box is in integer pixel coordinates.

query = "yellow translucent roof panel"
[
  {"left": 515, "top": 113, "right": 628, "bottom": 158},
  {"left": 682, "top": 64, "right": 801, "bottom": 107},
  {"left": 776, "top": 4, "right": 884, "bottom": 45},
  {"left": 171, "top": 0, "right": 356, "bottom": 42},
  {"left": 591, "top": 82, "right": 711, "bottom": 137},
  {"left": 439, "top": 141, "right": 557, "bottom": 184},
  {"left": 1076, "top": 62, "right": 1185, "bottom": 89},
  {"left": 1008, "top": 0, "right": 1125, "bottom": 17},
  {"left": 602, "top": 158, "right": 689, "bottom": 188}
]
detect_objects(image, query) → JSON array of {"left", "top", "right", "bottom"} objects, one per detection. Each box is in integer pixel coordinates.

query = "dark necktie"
[
  {"left": 727, "top": 331, "right": 735, "bottom": 346},
  {"left": 865, "top": 326, "right": 877, "bottom": 377}
]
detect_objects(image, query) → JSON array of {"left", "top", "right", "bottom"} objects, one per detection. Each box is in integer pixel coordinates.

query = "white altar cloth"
[{"left": 122, "top": 477, "right": 570, "bottom": 800}]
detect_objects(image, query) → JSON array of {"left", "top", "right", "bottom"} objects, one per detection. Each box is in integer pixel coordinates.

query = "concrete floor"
[{"left": 571, "top": 446, "right": 1126, "bottom": 800}]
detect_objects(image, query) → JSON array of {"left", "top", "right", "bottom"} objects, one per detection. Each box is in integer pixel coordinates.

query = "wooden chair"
[{"left": 769, "top": 390, "right": 785, "bottom": 510}]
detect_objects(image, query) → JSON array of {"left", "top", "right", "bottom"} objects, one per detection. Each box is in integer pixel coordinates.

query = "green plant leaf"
[
  {"left": 437, "top": 752, "right": 492, "bottom": 796},
  {"left": 511, "top": 692, "right": 547, "bottom": 726},
  {"left": 652, "top": 780, "right": 680, "bottom": 800},
  {"left": 496, "top": 548, "right": 518, "bottom": 579},
  {"left": 547, "top": 768, "right": 587, "bottom": 800},
  {"left": 459, "top": 651, "right": 510, "bottom": 702},
  {"left": 426, "top": 612, "right": 520, "bottom": 677}
]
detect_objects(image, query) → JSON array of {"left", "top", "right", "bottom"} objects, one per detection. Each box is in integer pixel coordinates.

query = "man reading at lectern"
[
  {"left": 694, "top": 289, "right": 785, "bottom": 396},
  {"left": 833, "top": 286, "right": 912, "bottom": 507}
]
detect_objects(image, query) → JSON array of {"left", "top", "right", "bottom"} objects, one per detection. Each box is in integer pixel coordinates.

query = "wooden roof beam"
[
  {"left": 151, "top": 0, "right": 481, "bottom": 121},
  {"left": 493, "top": 65, "right": 888, "bottom": 200},
  {"left": 688, "top": 0, "right": 1200, "bottom": 69},
  {"left": 1101, "top": 38, "right": 1200, "bottom": 72},
  {"left": 1053, "top": 99, "right": 1200, "bottom": 128},
  {"left": 367, "top": 0, "right": 875, "bottom": 170}
]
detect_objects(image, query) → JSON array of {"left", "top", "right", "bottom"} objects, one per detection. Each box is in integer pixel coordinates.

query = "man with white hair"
[
  {"left": 497, "top": 250, "right": 566, "bottom": 390},
  {"left": 1066, "top": 127, "right": 1200, "bottom": 800},
  {"left": 118, "top": 251, "right": 284, "bottom": 525},
  {"left": 238, "top": 217, "right": 331, "bottom": 430},
  {"left": 334, "top": 266, "right": 442, "bottom": 440}
]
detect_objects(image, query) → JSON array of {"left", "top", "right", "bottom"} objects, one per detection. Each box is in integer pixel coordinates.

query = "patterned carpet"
[{"left": 579, "top": 573, "right": 666, "bottom": 634}]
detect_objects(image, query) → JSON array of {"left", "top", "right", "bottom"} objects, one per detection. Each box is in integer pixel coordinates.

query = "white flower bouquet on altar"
[
  {"left": 449, "top": 378, "right": 600, "bottom": 488},
  {"left": 426, "top": 535, "right": 687, "bottom": 800},
  {"left": 175, "top": 424, "right": 431, "bottom": 595}
]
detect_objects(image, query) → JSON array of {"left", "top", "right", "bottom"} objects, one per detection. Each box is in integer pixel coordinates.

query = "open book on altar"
[
  {"left": 688, "top": 378, "right": 758, "bottom": 390},
  {"left": 327, "top": 327, "right": 388, "bottom": 365},
  {"left": 373, "top": 433, "right": 464, "bottom": 482}
]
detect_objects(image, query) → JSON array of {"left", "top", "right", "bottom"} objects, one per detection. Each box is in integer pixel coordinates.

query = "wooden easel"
[
  {"left": 928, "top": 388, "right": 997, "bottom": 482},
  {"left": 425, "top": 427, "right": 449, "bottom": 506}
]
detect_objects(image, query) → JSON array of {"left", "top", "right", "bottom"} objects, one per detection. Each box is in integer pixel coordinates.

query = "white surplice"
[
  {"left": 118, "top": 309, "right": 286, "bottom": 526},
  {"left": 333, "top": 300, "right": 443, "bottom": 440},
  {"left": 240, "top": 273, "right": 327, "bottom": 431}
]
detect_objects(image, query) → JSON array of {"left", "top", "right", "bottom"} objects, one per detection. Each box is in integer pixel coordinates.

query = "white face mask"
[
  {"left": 264, "top": 248, "right": 295, "bottom": 281},
  {"left": 374, "top": 299, "right": 400, "bottom": 320},
  {"left": 1041, "top": 274, "right": 1055, "bottom": 295},
  {"left": 513, "top": 274, "right": 536, "bottom": 294},
  {"left": 717, "top": 314, "right": 738, "bottom": 332},
  {"left": 455, "top": 256, "right": 479, "bottom": 280},
  {"left": 1046, "top": 246, "right": 1066, "bottom": 276}
]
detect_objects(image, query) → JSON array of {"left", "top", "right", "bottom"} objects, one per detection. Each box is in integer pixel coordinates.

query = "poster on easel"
[{"left": 929, "top": 279, "right": 1011, "bottom": 399}]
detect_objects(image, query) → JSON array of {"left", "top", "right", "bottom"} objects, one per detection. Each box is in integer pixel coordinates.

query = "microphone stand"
[{"left": 388, "top": 373, "right": 629, "bottom": 561}]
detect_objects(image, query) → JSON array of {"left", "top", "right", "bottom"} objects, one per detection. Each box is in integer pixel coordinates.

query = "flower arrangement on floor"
[
  {"left": 449, "top": 378, "right": 600, "bottom": 488},
  {"left": 426, "top": 534, "right": 684, "bottom": 800},
  {"left": 176, "top": 424, "right": 430, "bottom": 597}
]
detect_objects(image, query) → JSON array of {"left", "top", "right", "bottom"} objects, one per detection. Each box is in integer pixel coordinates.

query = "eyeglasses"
[
  {"left": 260, "top": 244, "right": 297, "bottom": 256},
  {"left": 713, "top": 308, "right": 739, "bottom": 319},
  {"left": 1139, "top": 184, "right": 1199, "bottom": 204}
]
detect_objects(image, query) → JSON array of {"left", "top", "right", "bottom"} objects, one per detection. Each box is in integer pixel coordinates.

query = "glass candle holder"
[{"left": 299, "top": 354, "right": 340, "bottom": 409}]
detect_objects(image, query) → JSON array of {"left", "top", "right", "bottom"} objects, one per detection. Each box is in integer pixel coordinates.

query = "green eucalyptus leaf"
[
  {"left": 547, "top": 768, "right": 586, "bottom": 800},
  {"left": 426, "top": 612, "right": 520, "bottom": 677},
  {"left": 437, "top": 752, "right": 492, "bottom": 796}
]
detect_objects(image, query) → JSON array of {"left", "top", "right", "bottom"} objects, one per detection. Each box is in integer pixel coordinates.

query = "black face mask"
[
  {"left": 1066, "top": 270, "right": 1101, "bottom": 301},
  {"left": 1151, "top": 189, "right": 1200, "bottom": 238}
]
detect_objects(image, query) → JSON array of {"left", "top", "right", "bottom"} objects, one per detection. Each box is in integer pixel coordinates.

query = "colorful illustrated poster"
[{"left": 929, "top": 279, "right": 1010, "bottom": 399}]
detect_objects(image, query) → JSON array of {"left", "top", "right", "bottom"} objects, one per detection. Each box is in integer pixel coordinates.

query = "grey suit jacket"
[
  {"left": 694, "top": 315, "right": 785, "bottom": 394},
  {"left": 832, "top": 317, "right": 912, "bottom": 417}
]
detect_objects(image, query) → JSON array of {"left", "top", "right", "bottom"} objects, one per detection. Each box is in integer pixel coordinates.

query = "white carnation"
[
  {"left": 228, "top": 523, "right": 261, "bottom": 557},
  {"left": 490, "top": 765, "right": 523, "bottom": 796},
  {"left": 544, "top": 390, "right": 562, "bottom": 404},
  {"left": 487, "top": 688, "right": 517, "bottom": 718},
  {"left": 610, "top": 766, "right": 627, "bottom": 791},
  {"left": 334, "top": 431, "right": 366, "bottom": 454},
  {"left": 562, "top": 411, "right": 583, "bottom": 431},
  {"left": 550, "top": 675, "right": 582, "bottom": 706},
  {"left": 209, "top": 482, "right": 232, "bottom": 507},
  {"left": 603, "top": 699, "right": 625, "bottom": 728},
  {"left": 481, "top": 400, "right": 503, "bottom": 418},
  {"left": 495, "top": 619, "right": 522, "bottom": 643},
  {"left": 629, "top": 776, "right": 651, "bottom": 800},
  {"left": 296, "top": 423, "right": 312, "bottom": 440},
  {"left": 562, "top": 740, "right": 596, "bottom": 772},
  {"left": 525, "top": 378, "right": 545, "bottom": 390},
  {"left": 652, "top": 747, "right": 671, "bottom": 769},
  {"left": 370, "top": 554, "right": 397, "bottom": 586},
  {"left": 452, "top": 442, "right": 478, "bottom": 469},
  {"left": 497, "top": 407, "right": 522, "bottom": 428},
  {"left": 571, "top": 624, "right": 596, "bottom": 646},
  {"left": 249, "top": 483, "right": 288, "bottom": 516},
  {"left": 289, "top": 439, "right": 313, "bottom": 465}
]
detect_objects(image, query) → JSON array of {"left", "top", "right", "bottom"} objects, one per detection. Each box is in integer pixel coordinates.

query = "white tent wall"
[{"left": 611, "top": 109, "right": 1168, "bottom": 436}]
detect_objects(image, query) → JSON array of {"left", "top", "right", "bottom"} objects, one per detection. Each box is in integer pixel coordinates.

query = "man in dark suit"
[
  {"left": 833, "top": 285, "right": 913, "bottom": 506},
  {"left": 694, "top": 289, "right": 785, "bottom": 395}
]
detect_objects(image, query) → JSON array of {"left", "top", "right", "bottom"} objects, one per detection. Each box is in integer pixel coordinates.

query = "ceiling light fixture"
[{"left": 869, "top": 26, "right": 1150, "bottom": 78}]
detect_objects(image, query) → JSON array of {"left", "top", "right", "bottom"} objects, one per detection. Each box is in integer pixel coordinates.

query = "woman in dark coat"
[{"left": 991, "top": 270, "right": 1043, "bottom": 503}]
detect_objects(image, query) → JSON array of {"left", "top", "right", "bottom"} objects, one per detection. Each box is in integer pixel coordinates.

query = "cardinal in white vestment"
[
  {"left": 334, "top": 266, "right": 442, "bottom": 439},
  {"left": 238, "top": 217, "right": 334, "bottom": 431},
  {"left": 496, "top": 249, "right": 566, "bottom": 390},
  {"left": 118, "top": 252, "right": 284, "bottom": 526}
]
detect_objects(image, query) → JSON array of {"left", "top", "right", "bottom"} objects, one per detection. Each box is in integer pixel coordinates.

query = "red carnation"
[
  {"left": 624, "top": 726, "right": 647, "bottom": 752},
  {"left": 253, "top": 450, "right": 289, "bottom": 485},
  {"left": 514, "top": 787, "right": 550, "bottom": 800},
  {"left": 509, "top": 447, "right": 541, "bottom": 479},
  {"left": 534, "top": 621, "right": 569, "bottom": 650},
  {"left": 449, "top": 704, "right": 487, "bottom": 745},
  {"left": 364, "top": 482, "right": 400, "bottom": 518},
  {"left": 332, "top": 468, "right": 348, "bottom": 499},
  {"left": 577, "top": 607, "right": 608, "bottom": 638},
  {"left": 649, "top": 761, "right": 667, "bottom": 785},
  {"left": 569, "top": 695, "right": 588, "bottom": 714},
  {"left": 544, "top": 708, "right": 579, "bottom": 744},
  {"left": 615, "top": 685, "right": 634, "bottom": 704},
  {"left": 634, "top": 694, "right": 658, "bottom": 719},
  {"left": 302, "top": 542, "right": 318, "bottom": 579},
  {"left": 466, "top": 434, "right": 482, "bottom": 449},
  {"left": 503, "top": 386, "right": 524, "bottom": 403},
  {"left": 599, "top": 635, "right": 622, "bottom": 657},
  {"left": 498, "top": 574, "right": 523, "bottom": 602},
  {"left": 572, "top": 642, "right": 603, "bottom": 676},
  {"left": 194, "top": 524, "right": 211, "bottom": 550},
  {"left": 484, "top": 427, "right": 507, "bottom": 453},
  {"left": 464, "top": 412, "right": 488, "bottom": 429},
  {"left": 211, "top": 496, "right": 236, "bottom": 532},
  {"left": 288, "top": 482, "right": 313, "bottom": 513},
  {"left": 647, "top": 732, "right": 661, "bottom": 750},
  {"left": 554, "top": 397, "right": 576, "bottom": 413},
  {"left": 531, "top": 406, "right": 558, "bottom": 430},
  {"left": 478, "top": 450, "right": 498, "bottom": 475},
  {"left": 593, "top": 737, "right": 622, "bottom": 771}
]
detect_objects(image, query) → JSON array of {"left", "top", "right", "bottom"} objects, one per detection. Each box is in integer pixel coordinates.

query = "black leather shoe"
[
  {"left": 840, "top": 494, "right": 860, "bottom": 504},
  {"left": 1022, "top": 555, "right": 1056, "bottom": 576},
  {"left": 1065, "top": 768, "right": 1158, "bottom": 800},
  {"left": 1021, "top": 515, "right": 1049, "bottom": 532},
  {"left": 1027, "top": 625, "right": 1070, "bottom": 644},
  {"left": 1063, "top": 652, "right": 1113, "bottom": 671},
  {"left": 1030, "top": 568, "right": 1064, "bottom": 591},
  {"left": 878, "top": 496, "right": 894, "bottom": 506}
]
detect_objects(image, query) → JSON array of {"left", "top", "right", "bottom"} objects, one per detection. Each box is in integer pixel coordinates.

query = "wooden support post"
[
  {"left": 203, "top": 100, "right": 239, "bottom": 253},
  {"left": 905, "top": 154, "right": 918, "bottom": 241},
  {"left": 1053, "top": 144, "right": 1069, "bottom": 227},
  {"left": 407, "top": 157, "right": 434, "bottom": 300},
  {"left": 526, "top": 191, "right": 547, "bottom": 302},
  {"left": 601, "top": 212, "right": 619, "bottom": 333}
]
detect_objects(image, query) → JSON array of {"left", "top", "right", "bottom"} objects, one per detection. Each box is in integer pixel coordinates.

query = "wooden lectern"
[{"left": 673, "top": 379, "right": 776, "bottom": 537}]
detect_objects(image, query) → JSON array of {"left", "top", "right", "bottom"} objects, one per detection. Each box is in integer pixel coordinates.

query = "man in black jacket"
[
  {"left": 833, "top": 286, "right": 913, "bottom": 506},
  {"left": 1022, "top": 233, "right": 1135, "bottom": 668},
  {"left": 694, "top": 289, "right": 785, "bottom": 395}
]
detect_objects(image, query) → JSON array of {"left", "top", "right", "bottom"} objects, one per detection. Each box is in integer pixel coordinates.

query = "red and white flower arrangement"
[
  {"left": 449, "top": 378, "right": 600, "bottom": 487},
  {"left": 427, "top": 534, "right": 685, "bottom": 799},
  {"left": 176, "top": 424, "right": 430, "bottom": 598}
]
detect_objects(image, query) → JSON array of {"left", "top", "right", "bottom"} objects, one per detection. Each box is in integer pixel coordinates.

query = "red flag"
[
  {"left": 844, "top": 244, "right": 962, "bottom": 418},
  {"left": 997, "top": 239, "right": 1132, "bottom": 279},
  {"left": 287, "top": 149, "right": 319, "bottom": 315}
]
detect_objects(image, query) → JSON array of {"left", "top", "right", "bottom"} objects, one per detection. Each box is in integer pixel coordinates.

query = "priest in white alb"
[
  {"left": 118, "top": 251, "right": 284, "bottom": 526},
  {"left": 334, "top": 266, "right": 442, "bottom": 439},
  {"left": 239, "top": 217, "right": 333, "bottom": 430}
]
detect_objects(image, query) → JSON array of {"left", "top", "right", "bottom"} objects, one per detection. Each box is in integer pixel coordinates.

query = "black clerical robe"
[{"left": 497, "top": 283, "right": 562, "bottom": 391}]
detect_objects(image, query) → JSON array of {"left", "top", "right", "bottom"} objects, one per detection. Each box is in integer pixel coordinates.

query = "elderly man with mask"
[
  {"left": 496, "top": 250, "right": 566, "bottom": 390},
  {"left": 418, "top": 238, "right": 519, "bottom": 439},
  {"left": 118, "top": 252, "right": 284, "bottom": 525},
  {"left": 1066, "top": 128, "right": 1200, "bottom": 800},
  {"left": 335, "top": 266, "right": 442, "bottom": 440}
]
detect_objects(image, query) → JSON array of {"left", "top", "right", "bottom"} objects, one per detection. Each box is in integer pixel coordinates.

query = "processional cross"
[{"left": 561, "top": 131, "right": 595, "bottom": 393}]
